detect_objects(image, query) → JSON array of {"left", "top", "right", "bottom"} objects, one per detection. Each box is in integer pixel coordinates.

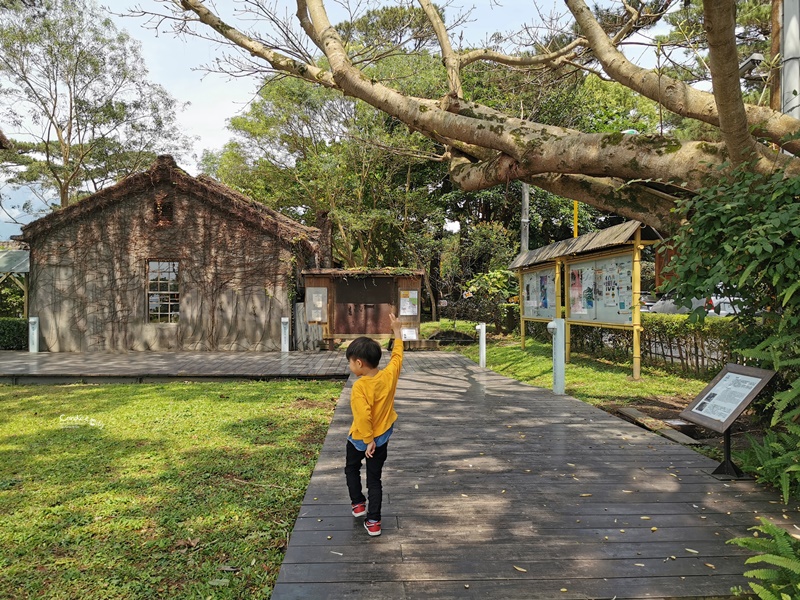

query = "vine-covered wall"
[{"left": 28, "top": 182, "right": 299, "bottom": 352}]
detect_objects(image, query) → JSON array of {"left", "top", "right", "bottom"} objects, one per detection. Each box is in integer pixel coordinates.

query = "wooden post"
[{"left": 558, "top": 259, "right": 570, "bottom": 363}]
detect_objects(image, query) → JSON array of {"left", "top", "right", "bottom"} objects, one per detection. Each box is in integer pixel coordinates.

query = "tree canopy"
[
  {"left": 0, "top": 0, "right": 190, "bottom": 213},
  {"left": 133, "top": 0, "right": 799, "bottom": 235}
]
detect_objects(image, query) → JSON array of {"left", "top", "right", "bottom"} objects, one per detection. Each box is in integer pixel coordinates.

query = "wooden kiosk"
[{"left": 302, "top": 268, "right": 431, "bottom": 348}]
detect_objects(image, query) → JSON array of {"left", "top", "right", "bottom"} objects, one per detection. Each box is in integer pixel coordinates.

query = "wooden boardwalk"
[
  {"left": 273, "top": 355, "right": 800, "bottom": 600},
  {"left": 0, "top": 350, "right": 352, "bottom": 383}
]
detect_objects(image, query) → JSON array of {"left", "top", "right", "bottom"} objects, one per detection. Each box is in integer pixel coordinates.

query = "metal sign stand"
[
  {"left": 712, "top": 428, "right": 744, "bottom": 479},
  {"left": 679, "top": 363, "right": 775, "bottom": 481}
]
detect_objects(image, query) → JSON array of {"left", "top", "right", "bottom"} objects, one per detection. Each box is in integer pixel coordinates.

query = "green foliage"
[
  {"left": 666, "top": 167, "right": 800, "bottom": 423},
  {"left": 0, "top": 316, "right": 25, "bottom": 349},
  {"left": 667, "top": 166, "right": 800, "bottom": 507},
  {"left": 0, "top": 0, "right": 189, "bottom": 211},
  {"left": 739, "top": 422, "right": 800, "bottom": 504},
  {"left": 0, "top": 280, "right": 24, "bottom": 317},
  {"left": 728, "top": 517, "right": 800, "bottom": 599},
  {"left": 577, "top": 74, "right": 661, "bottom": 134}
]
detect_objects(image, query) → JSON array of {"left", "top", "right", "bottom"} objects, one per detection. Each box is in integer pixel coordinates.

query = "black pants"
[{"left": 344, "top": 440, "right": 388, "bottom": 522}]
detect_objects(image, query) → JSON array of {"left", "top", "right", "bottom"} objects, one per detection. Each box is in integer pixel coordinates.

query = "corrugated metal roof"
[
  {"left": 509, "top": 221, "right": 661, "bottom": 270},
  {"left": 0, "top": 250, "right": 29, "bottom": 273}
]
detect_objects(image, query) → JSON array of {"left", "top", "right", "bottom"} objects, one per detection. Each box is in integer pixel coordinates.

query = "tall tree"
[
  {"left": 138, "top": 0, "right": 800, "bottom": 234},
  {"left": 0, "top": 0, "right": 190, "bottom": 212}
]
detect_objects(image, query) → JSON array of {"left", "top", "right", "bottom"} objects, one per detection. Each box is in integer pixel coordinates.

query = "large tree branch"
[
  {"left": 174, "top": 0, "right": 337, "bottom": 88},
  {"left": 565, "top": 0, "right": 800, "bottom": 156},
  {"left": 703, "top": 0, "right": 758, "bottom": 165}
]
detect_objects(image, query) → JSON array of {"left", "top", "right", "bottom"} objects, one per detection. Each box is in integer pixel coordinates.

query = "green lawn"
[
  {"left": 452, "top": 334, "right": 710, "bottom": 409},
  {"left": 0, "top": 380, "right": 343, "bottom": 599}
]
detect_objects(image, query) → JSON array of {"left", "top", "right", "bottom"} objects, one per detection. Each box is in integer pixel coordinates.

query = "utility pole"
[
  {"left": 784, "top": 0, "right": 800, "bottom": 119},
  {"left": 521, "top": 183, "right": 530, "bottom": 252}
]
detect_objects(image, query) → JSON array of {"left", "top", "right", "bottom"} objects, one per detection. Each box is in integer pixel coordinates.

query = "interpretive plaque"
[{"left": 680, "top": 363, "right": 775, "bottom": 434}]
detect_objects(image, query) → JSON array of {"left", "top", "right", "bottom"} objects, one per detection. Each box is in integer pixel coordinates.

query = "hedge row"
[
  {"left": 0, "top": 318, "right": 28, "bottom": 350},
  {"left": 525, "top": 313, "right": 745, "bottom": 375}
]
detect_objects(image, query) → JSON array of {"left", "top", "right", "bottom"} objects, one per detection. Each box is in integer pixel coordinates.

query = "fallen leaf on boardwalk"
[
  {"left": 560, "top": 589, "right": 568, "bottom": 593},
  {"left": 634, "top": 563, "right": 645, "bottom": 567},
  {"left": 651, "top": 527, "right": 658, "bottom": 532},
  {"left": 567, "top": 463, "right": 575, "bottom": 467},
  {"left": 620, "top": 529, "right": 626, "bottom": 533},
  {"left": 640, "top": 516, "right": 651, "bottom": 520},
  {"left": 705, "top": 563, "right": 716, "bottom": 569},
  {"left": 461, "top": 494, "right": 468, "bottom": 497},
  {"left": 622, "top": 490, "right": 634, "bottom": 493},
  {"left": 580, "top": 493, "right": 592, "bottom": 497},
  {"left": 513, "top": 565, "right": 527, "bottom": 572},
  {"left": 331, "top": 551, "right": 343, "bottom": 556},
  {"left": 685, "top": 548, "right": 698, "bottom": 554}
]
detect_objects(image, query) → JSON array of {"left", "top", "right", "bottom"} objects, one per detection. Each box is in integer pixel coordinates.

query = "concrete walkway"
[{"left": 273, "top": 353, "right": 799, "bottom": 600}]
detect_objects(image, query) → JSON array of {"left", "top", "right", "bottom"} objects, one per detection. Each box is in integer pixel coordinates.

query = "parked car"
[
  {"left": 639, "top": 290, "right": 658, "bottom": 312},
  {"left": 649, "top": 290, "right": 743, "bottom": 317}
]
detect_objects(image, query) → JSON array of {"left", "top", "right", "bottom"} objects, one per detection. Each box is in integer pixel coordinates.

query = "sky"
[{"left": 0, "top": 0, "right": 661, "bottom": 240}]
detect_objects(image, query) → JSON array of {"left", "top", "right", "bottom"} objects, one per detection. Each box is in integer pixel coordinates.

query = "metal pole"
[
  {"left": 548, "top": 318, "right": 566, "bottom": 395},
  {"left": 476, "top": 322, "right": 486, "bottom": 368},
  {"left": 784, "top": 0, "right": 800, "bottom": 119},
  {"left": 521, "top": 183, "right": 530, "bottom": 252}
]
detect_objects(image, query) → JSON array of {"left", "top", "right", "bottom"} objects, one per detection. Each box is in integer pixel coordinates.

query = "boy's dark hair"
[{"left": 346, "top": 336, "right": 382, "bottom": 369}]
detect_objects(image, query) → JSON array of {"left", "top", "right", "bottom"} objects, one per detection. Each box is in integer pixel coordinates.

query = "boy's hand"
[
  {"left": 389, "top": 312, "right": 402, "bottom": 338},
  {"left": 365, "top": 440, "right": 376, "bottom": 458}
]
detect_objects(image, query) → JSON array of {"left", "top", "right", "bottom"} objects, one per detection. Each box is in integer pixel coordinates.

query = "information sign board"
[
  {"left": 567, "top": 254, "right": 634, "bottom": 325},
  {"left": 399, "top": 290, "right": 419, "bottom": 316},
  {"left": 305, "top": 287, "right": 328, "bottom": 323},
  {"left": 522, "top": 266, "right": 556, "bottom": 320},
  {"left": 680, "top": 363, "right": 775, "bottom": 433}
]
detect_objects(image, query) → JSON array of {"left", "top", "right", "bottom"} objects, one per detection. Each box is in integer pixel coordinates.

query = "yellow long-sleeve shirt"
[{"left": 348, "top": 342, "right": 403, "bottom": 444}]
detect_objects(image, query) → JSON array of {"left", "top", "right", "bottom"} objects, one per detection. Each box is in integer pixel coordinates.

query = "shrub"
[
  {"left": 728, "top": 517, "right": 800, "bottom": 599},
  {"left": 0, "top": 318, "right": 27, "bottom": 350}
]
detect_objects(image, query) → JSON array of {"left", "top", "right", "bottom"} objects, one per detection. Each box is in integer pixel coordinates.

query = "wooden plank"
[{"left": 618, "top": 406, "right": 702, "bottom": 445}]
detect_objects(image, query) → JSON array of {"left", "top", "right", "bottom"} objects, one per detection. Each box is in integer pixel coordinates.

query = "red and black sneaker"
[
  {"left": 364, "top": 519, "right": 381, "bottom": 536},
  {"left": 351, "top": 502, "right": 366, "bottom": 518}
]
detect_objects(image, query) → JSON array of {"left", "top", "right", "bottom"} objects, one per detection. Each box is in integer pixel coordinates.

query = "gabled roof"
[
  {"left": 0, "top": 249, "right": 29, "bottom": 273},
  {"left": 509, "top": 221, "right": 662, "bottom": 270},
  {"left": 15, "top": 155, "right": 319, "bottom": 256}
]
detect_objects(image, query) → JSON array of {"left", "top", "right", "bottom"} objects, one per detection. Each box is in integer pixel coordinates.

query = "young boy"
[{"left": 344, "top": 312, "right": 403, "bottom": 537}]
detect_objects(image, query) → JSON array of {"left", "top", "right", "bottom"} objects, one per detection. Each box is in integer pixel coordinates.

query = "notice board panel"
[
  {"left": 567, "top": 253, "right": 634, "bottom": 325},
  {"left": 522, "top": 267, "right": 556, "bottom": 320}
]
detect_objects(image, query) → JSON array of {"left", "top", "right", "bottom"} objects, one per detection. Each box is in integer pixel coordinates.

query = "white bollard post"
[
  {"left": 476, "top": 322, "right": 486, "bottom": 368},
  {"left": 547, "top": 319, "right": 565, "bottom": 395},
  {"left": 281, "top": 317, "right": 290, "bottom": 353},
  {"left": 28, "top": 316, "right": 39, "bottom": 353}
]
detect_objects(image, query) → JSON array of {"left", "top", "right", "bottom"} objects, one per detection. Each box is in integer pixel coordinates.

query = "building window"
[
  {"left": 148, "top": 260, "right": 179, "bottom": 323},
  {"left": 153, "top": 194, "right": 174, "bottom": 225}
]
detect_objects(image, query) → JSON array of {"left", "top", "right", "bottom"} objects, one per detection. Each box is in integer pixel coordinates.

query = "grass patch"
[
  {"left": 0, "top": 380, "right": 343, "bottom": 599},
  {"left": 454, "top": 336, "right": 710, "bottom": 409}
]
